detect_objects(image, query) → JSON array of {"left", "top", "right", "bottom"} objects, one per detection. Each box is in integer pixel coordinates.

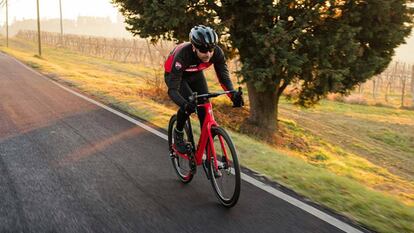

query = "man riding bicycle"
[{"left": 164, "top": 25, "right": 244, "bottom": 154}]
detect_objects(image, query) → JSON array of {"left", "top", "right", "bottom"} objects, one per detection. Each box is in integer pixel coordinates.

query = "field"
[{"left": 1, "top": 36, "right": 413, "bottom": 233}]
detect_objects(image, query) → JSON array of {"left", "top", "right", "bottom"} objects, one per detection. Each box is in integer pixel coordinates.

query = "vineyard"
[
  {"left": 16, "top": 30, "right": 173, "bottom": 67},
  {"left": 16, "top": 30, "right": 413, "bottom": 108},
  {"left": 356, "top": 61, "right": 414, "bottom": 108}
]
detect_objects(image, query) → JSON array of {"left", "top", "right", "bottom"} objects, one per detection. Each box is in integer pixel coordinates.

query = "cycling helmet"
[{"left": 189, "top": 25, "right": 218, "bottom": 51}]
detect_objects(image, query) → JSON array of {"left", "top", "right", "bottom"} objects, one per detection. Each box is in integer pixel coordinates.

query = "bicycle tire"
[
  {"left": 208, "top": 126, "right": 241, "bottom": 207},
  {"left": 168, "top": 115, "right": 194, "bottom": 183}
]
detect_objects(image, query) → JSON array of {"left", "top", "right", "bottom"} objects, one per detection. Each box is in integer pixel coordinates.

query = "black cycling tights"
[{"left": 175, "top": 71, "right": 209, "bottom": 131}]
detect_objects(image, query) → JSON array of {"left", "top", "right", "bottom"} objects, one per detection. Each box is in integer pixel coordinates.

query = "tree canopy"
[{"left": 113, "top": 0, "right": 413, "bottom": 132}]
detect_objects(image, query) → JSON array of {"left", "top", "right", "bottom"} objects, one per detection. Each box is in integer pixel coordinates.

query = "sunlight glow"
[{"left": 0, "top": 0, "right": 119, "bottom": 25}]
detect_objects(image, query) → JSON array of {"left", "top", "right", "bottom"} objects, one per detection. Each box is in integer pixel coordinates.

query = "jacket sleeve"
[
  {"left": 166, "top": 55, "right": 188, "bottom": 108},
  {"left": 213, "top": 47, "right": 234, "bottom": 97}
]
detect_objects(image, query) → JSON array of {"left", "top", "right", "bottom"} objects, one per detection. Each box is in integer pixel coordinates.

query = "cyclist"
[{"left": 164, "top": 25, "right": 244, "bottom": 154}]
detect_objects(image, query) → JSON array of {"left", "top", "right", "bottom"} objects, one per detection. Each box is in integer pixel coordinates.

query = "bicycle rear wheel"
[
  {"left": 168, "top": 115, "right": 194, "bottom": 183},
  {"left": 208, "top": 126, "right": 241, "bottom": 207}
]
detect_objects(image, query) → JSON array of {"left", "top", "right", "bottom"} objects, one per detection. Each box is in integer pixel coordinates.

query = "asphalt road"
[{"left": 0, "top": 52, "right": 363, "bottom": 233}]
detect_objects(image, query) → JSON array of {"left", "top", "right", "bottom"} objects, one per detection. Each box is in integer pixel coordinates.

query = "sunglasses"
[{"left": 197, "top": 47, "right": 215, "bottom": 53}]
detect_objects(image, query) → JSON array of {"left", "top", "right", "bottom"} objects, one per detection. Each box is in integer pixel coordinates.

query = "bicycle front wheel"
[{"left": 208, "top": 127, "right": 241, "bottom": 207}]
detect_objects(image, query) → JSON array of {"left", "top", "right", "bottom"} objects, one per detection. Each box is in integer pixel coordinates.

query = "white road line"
[{"left": 8, "top": 53, "right": 364, "bottom": 233}]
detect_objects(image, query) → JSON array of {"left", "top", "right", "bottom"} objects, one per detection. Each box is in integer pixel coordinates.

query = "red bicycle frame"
[{"left": 173, "top": 101, "right": 229, "bottom": 172}]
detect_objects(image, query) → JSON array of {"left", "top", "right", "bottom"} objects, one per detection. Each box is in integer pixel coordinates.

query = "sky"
[
  {"left": 1, "top": 0, "right": 413, "bottom": 63},
  {"left": 0, "top": 0, "right": 120, "bottom": 23},
  {"left": 394, "top": 31, "right": 414, "bottom": 63}
]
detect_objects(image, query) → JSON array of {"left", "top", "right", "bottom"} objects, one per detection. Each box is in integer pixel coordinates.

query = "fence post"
[
  {"left": 400, "top": 63, "right": 407, "bottom": 108},
  {"left": 36, "top": 0, "right": 42, "bottom": 56},
  {"left": 145, "top": 39, "right": 160, "bottom": 87},
  {"left": 145, "top": 39, "right": 155, "bottom": 67},
  {"left": 372, "top": 77, "right": 377, "bottom": 100},
  {"left": 133, "top": 39, "right": 139, "bottom": 63},
  {"left": 384, "top": 70, "right": 391, "bottom": 103},
  {"left": 411, "top": 64, "right": 414, "bottom": 108},
  {"left": 111, "top": 39, "right": 118, "bottom": 60},
  {"left": 124, "top": 41, "right": 132, "bottom": 62}
]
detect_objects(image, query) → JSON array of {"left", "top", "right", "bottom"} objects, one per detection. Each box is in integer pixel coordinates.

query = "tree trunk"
[{"left": 246, "top": 81, "right": 279, "bottom": 132}]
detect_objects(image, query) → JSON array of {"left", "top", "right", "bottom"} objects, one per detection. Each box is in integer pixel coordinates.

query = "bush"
[
  {"left": 343, "top": 94, "right": 368, "bottom": 105},
  {"left": 327, "top": 93, "right": 367, "bottom": 105},
  {"left": 327, "top": 93, "right": 345, "bottom": 102}
]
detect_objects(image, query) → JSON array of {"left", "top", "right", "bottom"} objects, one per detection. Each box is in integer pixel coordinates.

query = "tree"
[{"left": 112, "top": 0, "right": 413, "bottom": 133}]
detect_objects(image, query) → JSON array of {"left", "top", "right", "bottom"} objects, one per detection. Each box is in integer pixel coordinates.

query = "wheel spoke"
[
  {"left": 209, "top": 127, "right": 240, "bottom": 207},
  {"left": 168, "top": 115, "right": 193, "bottom": 184}
]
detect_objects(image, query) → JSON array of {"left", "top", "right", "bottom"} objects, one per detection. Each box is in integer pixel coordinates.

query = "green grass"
[
  {"left": 279, "top": 98, "right": 414, "bottom": 180},
  {"left": 1, "top": 37, "right": 414, "bottom": 233},
  {"left": 369, "top": 129, "right": 414, "bottom": 153}
]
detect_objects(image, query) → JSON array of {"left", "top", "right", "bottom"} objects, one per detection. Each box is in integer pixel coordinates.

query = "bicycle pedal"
[
  {"left": 213, "top": 170, "right": 222, "bottom": 178},
  {"left": 169, "top": 153, "right": 175, "bottom": 159},
  {"left": 185, "top": 144, "right": 193, "bottom": 153},
  {"left": 190, "top": 160, "right": 197, "bottom": 174}
]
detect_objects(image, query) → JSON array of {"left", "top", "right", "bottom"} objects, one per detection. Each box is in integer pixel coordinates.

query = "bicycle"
[{"left": 168, "top": 90, "right": 241, "bottom": 207}]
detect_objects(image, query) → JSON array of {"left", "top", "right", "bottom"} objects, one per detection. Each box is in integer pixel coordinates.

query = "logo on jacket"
[{"left": 175, "top": 62, "right": 182, "bottom": 70}]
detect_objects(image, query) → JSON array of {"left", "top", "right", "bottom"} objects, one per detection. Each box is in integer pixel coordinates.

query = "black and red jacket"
[{"left": 164, "top": 42, "right": 234, "bottom": 107}]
